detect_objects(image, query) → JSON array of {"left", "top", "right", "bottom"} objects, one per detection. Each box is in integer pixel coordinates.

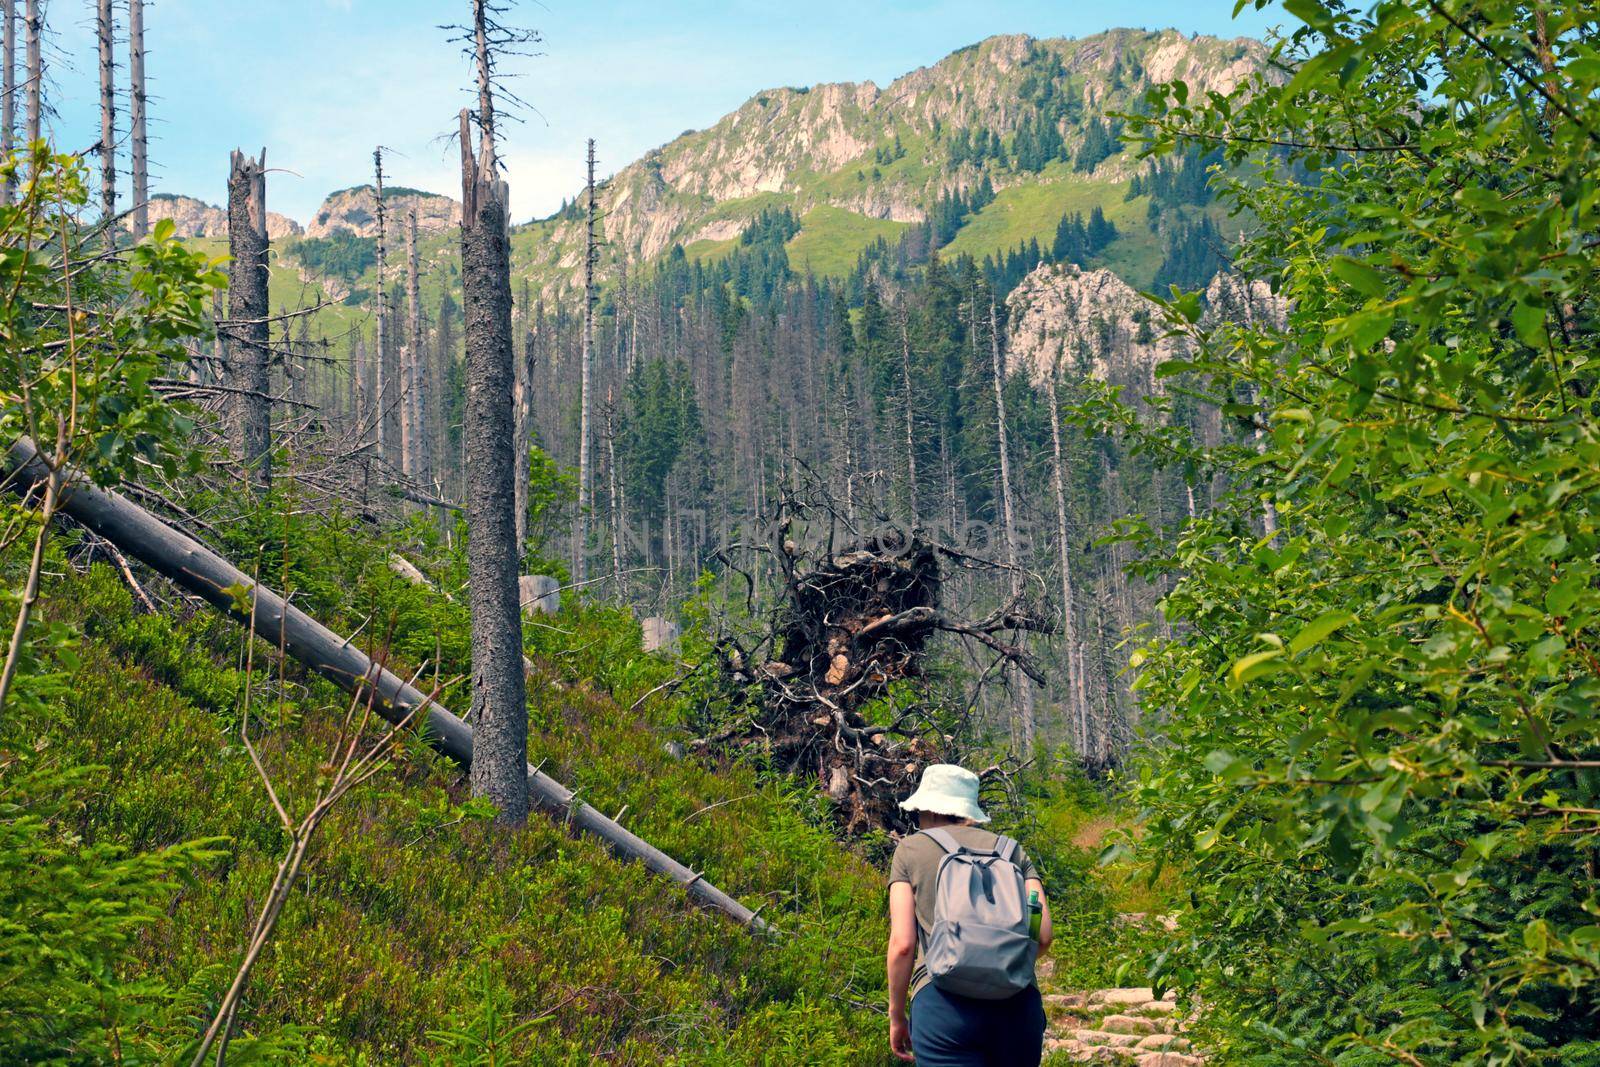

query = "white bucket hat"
[{"left": 899, "top": 763, "right": 989, "bottom": 824}]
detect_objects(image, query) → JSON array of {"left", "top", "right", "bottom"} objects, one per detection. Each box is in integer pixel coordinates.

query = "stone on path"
[
  {"left": 1136, "top": 1053, "right": 1203, "bottom": 1067},
  {"left": 1074, "top": 1029, "right": 1142, "bottom": 1048},
  {"left": 1101, "top": 1014, "right": 1161, "bottom": 1036}
]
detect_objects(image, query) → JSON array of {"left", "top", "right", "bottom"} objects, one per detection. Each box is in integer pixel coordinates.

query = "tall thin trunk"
[
  {"left": 2, "top": 0, "right": 15, "bottom": 207},
  {"left": 1043, "top": 356, "right": 1086, "bottom": 757},
  {"left": 404, "top": 208, "right": 427, "bottom": 484},
  {"left": 23, "top": 0, "right": 38, "bottom": 145},
  {"left": 227, "top": 149, "right": 271, "bottom": 492},
  {"left": 605, "top": 390, "right": 622, "bottom": 599},
  {"left": 988, "top": 296, "right": 1034, "bottom": 756},
  {"left": 97, "top": 0, "right": 114, "bottom": 244},
  {"left": 513, "top": 278, "right": 530, "bottom": 550},
  {"left": 458, "top": 0, "right": 527, "bottom": 823},
  {"left": 373, "top": 148, "right": 390, "bottom": 463},
  {"left": 128, "top": 0, "right": 147, "bottom": 239},
  {"left": 898, "top": 307, "right": 919, "bottom": 523},
  {"left": 573, "top": 138, "right": 597, "bottom": 586}
]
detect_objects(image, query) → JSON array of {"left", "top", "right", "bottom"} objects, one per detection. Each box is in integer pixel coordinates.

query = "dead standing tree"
[
  {"left": 403, "top": 208, "right": 431, "bottom": 489},
  {"left": 457, "top": 0, "right": 530, "bottom": 824},
  {"left": 373, "top": 147, "right": 392, "bottom": 465},
  {"left": 23, "top": 0, "right": 38, "bottom": 145},
  {"left": 128, "top": 0, "right": 147, "bottom": 239},
  {"left": 573, "top": 137, "right": 599, "bottom": 587},
  {"left": 2, "top": 0, "right": 14, "bottom": 207},
  {"left": 226, "top": 149, "right": 271, "bottom": 492},
  {"left": 96, "top": 0, "right": 114, "bottom": 244},
  {"left": 698, "top": 492, "right": 1053, "bottom": 835},
  {"left": 986, "top": 295, "right": 1035, "bottom": 756}
]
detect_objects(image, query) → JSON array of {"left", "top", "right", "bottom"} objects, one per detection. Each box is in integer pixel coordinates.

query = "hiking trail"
[{"left": 1037, "top": 955, "right": 1204, "bottom": 1066}]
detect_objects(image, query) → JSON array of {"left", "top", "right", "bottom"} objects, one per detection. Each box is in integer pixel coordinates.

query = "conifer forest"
[{"left": 1, "top": 1, "right": 1597, "bottom": 1063}]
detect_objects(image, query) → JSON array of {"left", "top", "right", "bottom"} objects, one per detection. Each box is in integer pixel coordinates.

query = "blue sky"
[{"left": 43, "top": 1, "right": 1281, "bottom": 225}]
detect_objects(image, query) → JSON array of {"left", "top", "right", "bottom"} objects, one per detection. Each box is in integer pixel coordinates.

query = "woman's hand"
[{"left": 889, "top": 1011, "right": 914, "bottom": 1061}]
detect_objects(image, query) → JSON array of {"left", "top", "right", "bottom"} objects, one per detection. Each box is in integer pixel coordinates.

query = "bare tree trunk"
[
  {"left": 2, "top": 0, "right": 15, "bottom": 207},
  {"left": 127, "top": 0, "right": 146, "bottom": 239},
  {"left": 605, "top": 389, "right": 622, "bottom": 598},
  {"left": 1042, "top": 356, "right": 1086, "bottom": 757},
  {"left": 513, "top": 277, "right": 530, "bottom": 551},
  {"left": 97, "top": 0, "right": 114, "bottom": 244},
  {"left": 403, "top": 208, "right": 428, "bottom": 485},
  {"left": 898, "top": 307, "right": 919, "bottom": 523},
  {"left": 373, "top": 148, "right": 391, "bottom": 465},
  {"left": 987, "top": 296, "right": 1034, "bottom": 756},
  {"left": 573, "top": 138, "right": 597, "bottom": 587},
  {"left": 227, "top": 149, "right": 270, "bottom": 492},
  {"left": 459, "top": 40, "right": 527, "bottom": 826},
  {"left": 23, "top": 0, "right": 38, "bottom": 145}
]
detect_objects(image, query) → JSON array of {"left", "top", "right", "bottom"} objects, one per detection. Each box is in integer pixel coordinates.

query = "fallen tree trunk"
[{"left": 3, "top": 437, "right": 768, "bottom": 932}]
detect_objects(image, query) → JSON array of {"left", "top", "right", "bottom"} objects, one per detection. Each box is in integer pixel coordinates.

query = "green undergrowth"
[{"left": 2, "top": 501, "right": 1140, "bottom": 1062}]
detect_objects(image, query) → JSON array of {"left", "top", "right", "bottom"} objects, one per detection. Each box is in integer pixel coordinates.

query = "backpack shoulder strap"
[
  {"left": 993, "top": 835, "right": 1018, "bottom": 864},
  {"left": 921, "top": 827, "right": 964, "bottom": 855}
]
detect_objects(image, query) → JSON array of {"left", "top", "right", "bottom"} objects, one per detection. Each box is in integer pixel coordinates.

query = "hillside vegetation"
[{"left": 2, "top": 492, "right": 1133, "bottom": 1063}]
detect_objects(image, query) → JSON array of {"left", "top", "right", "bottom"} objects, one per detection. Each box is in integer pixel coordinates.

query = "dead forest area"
[{"left": 5, "top": 0, "right": 1600, "bottom": 1065}]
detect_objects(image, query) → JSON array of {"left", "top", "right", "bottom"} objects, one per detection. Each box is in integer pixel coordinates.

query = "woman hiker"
[{"left": 886, "top": 763, "right": 1053, "bottom": 1064}]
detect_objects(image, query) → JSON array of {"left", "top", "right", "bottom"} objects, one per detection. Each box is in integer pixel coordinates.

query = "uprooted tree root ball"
[{"left": 698, "top": 516, "right": 1052, "bottom": 835}]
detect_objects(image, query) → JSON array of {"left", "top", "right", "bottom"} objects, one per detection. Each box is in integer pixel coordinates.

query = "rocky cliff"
[
  {"left": 304, "top": 186, "right": 459, "bottom": 239},
  {"left": 147, "top": 194, "right": 302, "bottom": 240},
  {"left": 1006, "top": 262, "right": 1286, "bottom": 390}
]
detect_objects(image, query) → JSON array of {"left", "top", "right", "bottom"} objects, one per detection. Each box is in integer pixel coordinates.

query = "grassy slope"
[
  {"left": 7, "top": 488, "right": 1145, "bottom": 1062},
  {"left": 27, "top": 541, "right": 889, "bottom": 1063},
  {"left": 786, "top": 206, "right": 912, "bottom": 278}
]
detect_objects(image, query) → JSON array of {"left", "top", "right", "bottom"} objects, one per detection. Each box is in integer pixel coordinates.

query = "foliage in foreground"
[{"left": 1115, "top": 1, "right": 1600, "bottom": 1063}]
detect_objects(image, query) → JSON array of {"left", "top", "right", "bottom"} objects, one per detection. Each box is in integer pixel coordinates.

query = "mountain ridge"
[{"left": 161, "top": 27, "right": 1262, "bottom": 299}]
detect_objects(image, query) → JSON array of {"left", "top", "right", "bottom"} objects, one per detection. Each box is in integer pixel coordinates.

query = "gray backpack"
[{"left": 919, "top": 827, "right": 1037, "bottom": 999}]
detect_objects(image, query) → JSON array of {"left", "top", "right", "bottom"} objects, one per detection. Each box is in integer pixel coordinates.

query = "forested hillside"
[
  {"left": 4, "top": 0, "right": 1598, "bottom": 1064},
  {"left": 153, "top": 28, "right": 1266, "bottom": 769}
]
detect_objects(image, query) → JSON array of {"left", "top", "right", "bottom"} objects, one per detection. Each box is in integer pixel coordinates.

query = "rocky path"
[
  {"left": 1036, "top": 955, "right": 1203, "bottom": 1066},
  {"left": 1041, "top": 987, "right": 1201, "bottom": 1066}
]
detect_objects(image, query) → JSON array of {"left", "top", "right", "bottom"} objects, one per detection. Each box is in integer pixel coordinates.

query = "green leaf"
[
  {"left": 1330, "top": 256, "right": 1388, "bottom": 298},
  {"left": 1230, "top": 649, "right": 1284, "bottom": 687},
  {"left": 1290, "top": 611, "right": 1356, "bottom": 655},
  {"left": 1511, "top": 302, "right": 1548, "bottom": 349}
]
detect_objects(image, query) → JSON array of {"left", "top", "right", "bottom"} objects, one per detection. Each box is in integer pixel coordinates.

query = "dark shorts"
[{"left": 909, "top": 983, "right": 1047, "bottom": 1067}]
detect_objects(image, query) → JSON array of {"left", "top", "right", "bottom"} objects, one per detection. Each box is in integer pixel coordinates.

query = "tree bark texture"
[
  {"left": 460, "top": 107, "right": 528, "bottom": 825},
  {"left": 2, "top": 0, "right": 15, "bottom": 207},
  {"left": 23, "top": 0, "right": 37, "bottom": 144},
  {"left": 97, "top": 0, "right": 114, "bottom": 241},
  {"left": 1, "top": 436, "right": 766, "bottom": 932},
  {"left": 226, "top": 149, "right": 271, "bottom": 491},
  {"left": 574, "top": 138, "right": 597, "bottom": 586},
  {"left": 128, "top": 0, "right": 147, "bottom": 240},
  {"left": 373, "top": 148, "right": 392, "bottom": 465}
]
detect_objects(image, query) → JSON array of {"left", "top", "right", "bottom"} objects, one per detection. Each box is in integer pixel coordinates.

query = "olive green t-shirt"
[{"left": 888, "top": 826, "right": 1042, "bottom": 1000}]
